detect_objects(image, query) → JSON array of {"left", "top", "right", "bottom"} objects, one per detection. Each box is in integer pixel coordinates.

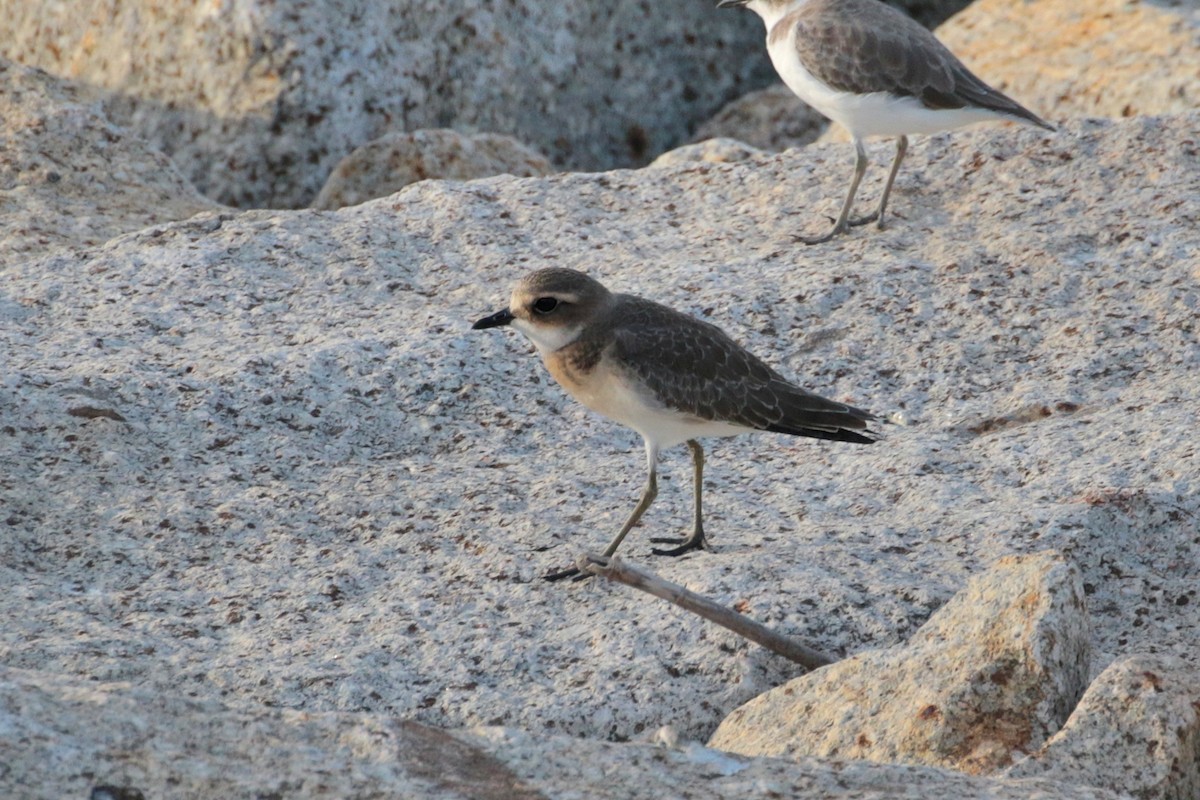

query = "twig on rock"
[{"left": 576, "top": 553, "right": 835, "bottom": 671}]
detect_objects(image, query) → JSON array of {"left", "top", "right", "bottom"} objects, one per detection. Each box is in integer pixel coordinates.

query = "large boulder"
[
  {"left": 936, "top": 0, "right": 1200, "bottom": 121},
  {"left": 1006, "top": 653, "right": 1200, "bottom": 800},
  {"left": 692, "top": 85, "right": 829, "bottom": 153},
  {"left": 650, "top": 137, "right": 770, "bottom": 168},
  {"left": 0, "top": 0, "right": 775, "bottom": 207},
  {"left": 312, "top": 129, "right": 553, "bottom": 210},
  {"left": 0, "top": 665, "right": 1129, "bottom": 799},
  {"left": 708, "top": 553, "right": 1091, "bottom": 774}
]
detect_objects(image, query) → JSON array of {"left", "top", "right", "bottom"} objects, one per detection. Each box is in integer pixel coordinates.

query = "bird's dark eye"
[{"left": 532, "top": 297, "right": 559, "bottom": 314}]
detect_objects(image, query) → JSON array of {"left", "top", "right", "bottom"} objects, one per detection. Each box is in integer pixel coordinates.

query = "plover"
[
  {"left": 718, "top": 0, "right": 1054, "bottom": 244},
  {"left": 473, "top": 268, "right": 878, "bottom": 580}
]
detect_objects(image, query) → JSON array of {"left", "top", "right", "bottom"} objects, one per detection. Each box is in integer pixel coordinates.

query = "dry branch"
[{"left": 577, "top": 553, "right": 834, "bottom": 671}]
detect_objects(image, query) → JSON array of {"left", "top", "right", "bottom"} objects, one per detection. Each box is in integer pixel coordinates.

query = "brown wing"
[{"left": 608, "top": 297, "right": 878, "bottom": 444}]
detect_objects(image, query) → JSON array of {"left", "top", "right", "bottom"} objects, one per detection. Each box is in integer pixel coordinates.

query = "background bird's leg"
[
  {"left": 851, "top": 134, "right": 907, "bottom": 229},
  {"left": 651, "top": 439, "right": 707, "bottom": 556},
  {"left": 800, "top": 137, "right": 869, "bottom": 245}
]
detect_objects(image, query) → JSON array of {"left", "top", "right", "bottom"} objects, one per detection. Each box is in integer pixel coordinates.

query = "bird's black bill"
[{"left": 472, "top": 309, "right": 514, "bottom": 330}]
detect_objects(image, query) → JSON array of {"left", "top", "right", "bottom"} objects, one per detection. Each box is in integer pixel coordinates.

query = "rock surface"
[
  {"left": 0, "top": 666, "right": 1129, "bottom": 799},
  {"left": 650, "top": 137, "right": 770, "bottom": 169},
  {"left": 937, "top": 0, "right": 1200, "bottom": 121},
  {"left": 708, "top": 552, "right": 1091, "bottom": 773},
  {"left": 1006, "top": 653, "right": 1200, "bottom": 800},
  {"left": 0, "top": 0, "right": 775, "bottom": 207},
  {"left": 0, "top": 59, "right": 221, "bottom": 262},
  {"left": 692, "top": 85, "right": 829, "bottom": 153},
  {"left": 1, "top": 96, "right": 1198, "bottom": 796},
  {"left": 312, "top": 129, "right": 553, "bottom": 210}
]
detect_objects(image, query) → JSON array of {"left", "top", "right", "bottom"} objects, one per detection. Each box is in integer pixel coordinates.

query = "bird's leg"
[
  {"left": 651, "top": 439, "right": 707, "bottom": 556},
  {"left": 850, "top": 135, "right": 907, "bottom": 229},
  {"left": 545, "top": 442, "right": 660, "bottom": 582},
  {"left": 602, "top": 468, "right": 658, "bottom": 556},
  {"left": 798, "top": 137, "right": 869, "bottom": 245}
]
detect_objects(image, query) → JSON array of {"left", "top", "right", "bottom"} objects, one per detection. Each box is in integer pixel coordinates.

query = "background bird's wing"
[
  {"left": 792, "top": 0, "right": 1050, "bottom": 128},
  {"left": 608, "top": 302, "right": 877, "bottom": 444}
]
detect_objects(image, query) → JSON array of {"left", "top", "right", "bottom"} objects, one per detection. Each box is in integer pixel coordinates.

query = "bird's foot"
[
  {"left": 794, "top": 223, "right": 849, "bottom": 246},
  {"left": 649, "top": 533, "right": 706, "bottom": 557},
  {"left": 847, "top": 211, "right": 880, "bottom": 228},
  {"left": 543, "top": 564, "right": 587, "bottom": 582},
  {"left": 543, "top": 556, "right": 602, "bottom": 582}
]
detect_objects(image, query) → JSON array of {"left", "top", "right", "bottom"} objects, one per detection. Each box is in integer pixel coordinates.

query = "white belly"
[
  {"left": 766, "top": 27, "right": 1002, "bottom": 138},
  {"left": 572, "top": 365, "right": 751, "bottom": 451}
]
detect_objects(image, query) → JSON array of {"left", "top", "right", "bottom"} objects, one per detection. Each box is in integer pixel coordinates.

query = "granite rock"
[
  {"left": 312, "top": 129, "right": 553, "bottom": 210},
  {"left": 0, "top": 58, "right": 220, "bottom": 262},
  {"left": 692, "top": 85, "right": 829, "bottom": 153},
  {"left": 0, "top": 0, "right": 775, "bottom": 207},
  {"left": 937, "top": 0, "right": 1200, "bottom": 121},
  {"left": 0, "top": 111, "right": 1197, "bottom": 793},
  {"left": 1006, "top": 653, "right": 1200, "bottom": 800},
  {"left": 0, "top": 666, "right": 1130, "bottom": 799},
  {"left": 650, "top": 137, "right": 770, "bottom": 168},
  {"left": 708, "top": 552, "right": 1091, "bottom": 773}
]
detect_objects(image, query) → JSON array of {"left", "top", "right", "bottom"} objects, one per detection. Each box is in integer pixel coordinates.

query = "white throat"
[
  {"left": 511, "top": 317, "right": 582, "bottom": 354},
  {"left": 745, "top": 0, "right": 808, "bottom": 31}
]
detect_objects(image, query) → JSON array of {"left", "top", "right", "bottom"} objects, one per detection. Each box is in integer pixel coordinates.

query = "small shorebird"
[
  {"left": 473, "top": 268, "right": 878, "bottom": 580},
  {"left": 717, "top": 0, "right": 1054, "bottom": 244}
]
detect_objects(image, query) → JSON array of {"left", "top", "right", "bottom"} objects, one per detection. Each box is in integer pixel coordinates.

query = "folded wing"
[
  {"left": 609, "top": 300, "right": 878, "bottom": 445},
  {"left": 793, "top": 0, "right": 1051, "bottom": 129}
]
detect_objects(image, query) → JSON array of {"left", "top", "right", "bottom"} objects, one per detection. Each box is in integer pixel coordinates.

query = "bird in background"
[
  {"left": 473, "top": 268, "right": 879, "bottom": 581},
  {"left": 717, "top": 0, "right": 1055, "bottom": 244}
]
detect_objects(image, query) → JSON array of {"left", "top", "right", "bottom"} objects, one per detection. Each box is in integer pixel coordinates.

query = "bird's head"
[{"left": 473, "top": 268, "right": 612, "bottom": 353}]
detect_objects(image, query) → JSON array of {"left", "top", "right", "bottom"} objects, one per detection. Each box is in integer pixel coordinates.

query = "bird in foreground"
[
  {"left": 717, "top": 0, "right": 1054, "bottom": 244},
  {"left": 473, "top": 268, "right": 879, "bottom": 581}
]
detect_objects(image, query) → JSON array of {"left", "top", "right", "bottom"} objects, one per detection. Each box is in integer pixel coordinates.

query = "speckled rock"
[
  {"left": 312, "top": 129, "right": 553, "bottom": 210},
  {"left": 1005, "top": 653, "right": 1200, "bottom": 800},
  {"left": 0, "top": 113, "right": 1197, "bottom": 794},
  {"left": 692, "top": 85, "right": 829, "bottom": 153},
  {"left": 937, "top": 0, "right": 1200, "bottom": 120},
  {"left": 0, "top": 0, "right": 775, "bottom": 208},
  {"left": 650, "top": 137, "right": 770, "bottom": 168},
  {"left": 0, "top": 58, "right": 221, "bottom": 262},
  {"left": 708, "top": 553, "right": 1091, "bottom": 773},
  {"left": 0, "top": 666, "right": 1130, "bottom": 800}
]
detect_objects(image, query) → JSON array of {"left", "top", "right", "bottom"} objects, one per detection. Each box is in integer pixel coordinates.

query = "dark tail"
[
  {"left": 765, "top": 423, "right": 879, "bottom": 444},
  {"left": 764, "top": 399, "right": 881, "bottom": 444},
  {"left": 958, "top": 80, "right": 1055, "bottom": 131},
  {"left": 923, "top": 64, "right": 1055, "bottom": 132}
]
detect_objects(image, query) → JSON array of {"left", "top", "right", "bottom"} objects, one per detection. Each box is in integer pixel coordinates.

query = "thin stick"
[{"left": 577, "top": 553, "right": 835, "bottom": 671}]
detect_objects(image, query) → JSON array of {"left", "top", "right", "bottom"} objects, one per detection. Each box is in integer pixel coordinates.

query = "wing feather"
[
  {"left": 793, "top": 0, "right": 1051, "bottom": 129},
  {"left": 606, "top": 297, "right": 878, "bottom": 444}
]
